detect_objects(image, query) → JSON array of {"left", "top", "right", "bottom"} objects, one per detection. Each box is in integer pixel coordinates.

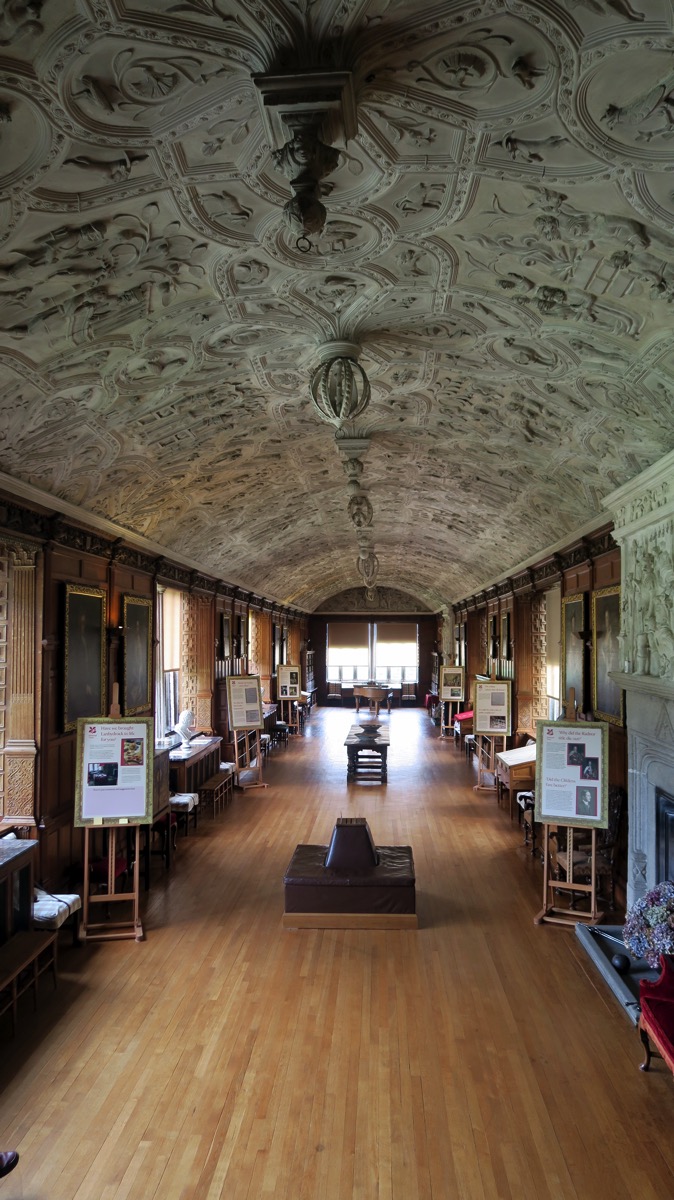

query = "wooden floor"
[{"left": 1, "top": 707, "right": 672, "bottom": 1199}]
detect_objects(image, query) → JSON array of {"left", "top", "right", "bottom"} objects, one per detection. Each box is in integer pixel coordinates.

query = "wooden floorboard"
[{"left": 1, "top": 706, "right": 672, "bottom": 1199}]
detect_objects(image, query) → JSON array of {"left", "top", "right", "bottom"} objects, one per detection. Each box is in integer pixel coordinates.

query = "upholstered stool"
[
  {"left": 273, "top": 721, "right": 289, "bottom": 747},
  {"left": 260, "top": 733, "right": 272, "bottom": 759},
  {"left": 170, "top": 791, "right": 199, "bottom": 834},
  {"left": 33, "top": 888, "right": 82, "bottom": 946}
]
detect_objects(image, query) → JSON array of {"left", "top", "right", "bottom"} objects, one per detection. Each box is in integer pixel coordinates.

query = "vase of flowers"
[{"left": 623, "top": 880, "right": 674, "bottom": 968}]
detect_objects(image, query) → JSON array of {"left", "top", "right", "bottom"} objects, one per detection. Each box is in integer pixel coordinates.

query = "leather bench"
[{"left": 283, "top": 817, "right": 417, "bottom": 929}]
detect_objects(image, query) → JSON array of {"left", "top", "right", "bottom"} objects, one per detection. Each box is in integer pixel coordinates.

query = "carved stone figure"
[{"left": 348, "top": 494, "right": 373, "bottom": 528}]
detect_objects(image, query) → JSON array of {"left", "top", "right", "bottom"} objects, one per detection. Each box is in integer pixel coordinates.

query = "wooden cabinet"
[
  {"left": 168, "top": 737, "right": 223, "bottom": 794},
  {"left": 302, "top": 649, "right": 316, "bottom": 704}
]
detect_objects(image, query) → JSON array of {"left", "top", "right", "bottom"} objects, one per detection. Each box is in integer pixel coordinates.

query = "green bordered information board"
[
  {"left": 75, "top": 717, "right": 154, "bottom": 827},
  {"left": 534, "top": 719, "right": 609, "bottom": 830}
]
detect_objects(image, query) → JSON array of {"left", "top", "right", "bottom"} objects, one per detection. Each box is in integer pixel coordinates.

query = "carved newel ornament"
[
  {"left": 310, "top": 342, "right": 371, "bottom": 428},
  {"left": 272, "top": 115, "right": 340, "bottom": 243}
]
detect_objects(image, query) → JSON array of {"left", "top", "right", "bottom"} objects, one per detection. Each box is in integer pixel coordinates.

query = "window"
[
  {"left": 327, "top": 621, "right": 369, "bottom": 682},
  {"left": 326, "top": 621, "right": 418, "bottom": 683},
  {"left": 157, "top": 587, "right": 182, "bottom": 737},
  {"left": 374, "top": 622, "right": 418, "bottom": 684}
]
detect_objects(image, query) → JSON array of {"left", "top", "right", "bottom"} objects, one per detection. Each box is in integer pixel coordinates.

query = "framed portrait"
[
  {"left": 592, "top": 586, "right": 624, "bottom": 726},
  {"left": 122, "top": 595, "right": 153, "bottom": 716},
  {"left": 64, "top": 584, "right": 107, "bottom": 732},
  {"left": 561, "top": 593, "right": 586, "bottom": 713},
  {"left": 500, "top": 612, "right": 511, "bottom": 661}
]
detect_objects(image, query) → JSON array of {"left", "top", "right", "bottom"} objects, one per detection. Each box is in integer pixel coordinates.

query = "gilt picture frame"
[
  {"left": 64, "top": 584, "right": 107, "bottom": 732},
  {"left": 122, "top": 595, "right": 153, "bottom": 716}
]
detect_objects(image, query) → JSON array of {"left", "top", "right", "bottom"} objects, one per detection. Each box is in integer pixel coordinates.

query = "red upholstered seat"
[{"left": 639, "top": 955, "right": 674, "bottom": 1074}]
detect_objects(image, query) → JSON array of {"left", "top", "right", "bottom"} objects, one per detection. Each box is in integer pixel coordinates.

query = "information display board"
[
  {"left": 278, "top": 664, "right": 301, "bottom": 699},
  {"left": 439, "top": 665, "right": 464, "bottom": 702},
  {"left": 226, "top": 674, "right": 264, "bottom": 731},
  {"left": 534, "top": 719, "right": 608, "bottom": 829},
  {"left": 75, "top": 717, "right": 153, "bottom": 826},
  {"left": 474, "top": 680, "right": 512, "bottom": 736}
]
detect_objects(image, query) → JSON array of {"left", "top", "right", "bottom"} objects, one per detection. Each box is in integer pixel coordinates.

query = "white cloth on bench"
[
  {"left": 170, "top": 791, "right": 199, "bottom": 813},
  {"left": 33, "top": 888, "right": 82, "bottom": 930}
]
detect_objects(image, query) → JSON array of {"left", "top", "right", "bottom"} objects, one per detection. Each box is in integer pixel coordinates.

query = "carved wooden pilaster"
[{"left": 1, "top": 539, "right": 39, "bottom": 826}]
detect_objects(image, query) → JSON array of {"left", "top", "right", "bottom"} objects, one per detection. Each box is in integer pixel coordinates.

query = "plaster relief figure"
[
  {"left": 395, "top": 182, "right": 445, "bottom": 215},
  {"left": 348, "top": 494, "right": 373, "bottom": 529},
  {"left": 602, "top": 72, "right": 674, "bottom": 141},
  {"left": 63, "top": 152, "right": 150, "bottom": 182},
  {"left": 500, "top": 132, "right": 569, "bottom": 162},
  {"left": 0, "top": 0, "right": 43, "bottom": 44},
  {"left": 202, "top": 190, "right": 253, "bottom": 223},
  {"left": 569, "top": 0, "right": 644, "bottom": 18}
]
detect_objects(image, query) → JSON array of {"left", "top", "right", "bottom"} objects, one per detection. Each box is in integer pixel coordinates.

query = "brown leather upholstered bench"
[{"left": 283, "top": 817, "right": 417, "bottom": 929}]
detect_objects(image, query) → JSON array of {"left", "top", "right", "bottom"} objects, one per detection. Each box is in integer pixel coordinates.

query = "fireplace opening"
[{"left": 656, "top": 788, "right": 674, "bottom": 885}]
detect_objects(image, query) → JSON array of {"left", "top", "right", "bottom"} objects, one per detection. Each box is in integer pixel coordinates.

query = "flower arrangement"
[{"left": 623, "top": 880, "right": 674, "bottom": 968}]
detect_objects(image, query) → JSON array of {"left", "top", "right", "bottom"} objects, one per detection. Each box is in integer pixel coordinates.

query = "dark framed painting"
[
  {"left": 500, "top": 611, "right": 511, "bottom": 660},
  {"left": 561, "top": 593, "right": 586, "bottom": 713},
  {"left": 219, "top": 613, "right": 231, "bottom": 660},
  {"left": 592, "top": 586, "right": 624, "bottom": 726},
  {"left": 488, "top": 614, "right": 498, "bottom": 663},
  {"left": 64, "top": 584, "right": 107, "bottom": 732},
  {"left": 123, "top": 595, "right": 153, "bottom": 716}
]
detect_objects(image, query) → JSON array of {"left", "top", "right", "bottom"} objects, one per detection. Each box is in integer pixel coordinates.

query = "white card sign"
[{"left": 534, "top": 720, "right": 609, "bottom": 829}]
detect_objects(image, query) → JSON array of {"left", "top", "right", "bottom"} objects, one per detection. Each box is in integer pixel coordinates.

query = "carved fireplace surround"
[{"left": 604, "top": 450, "right": 674, "bottom": 909}]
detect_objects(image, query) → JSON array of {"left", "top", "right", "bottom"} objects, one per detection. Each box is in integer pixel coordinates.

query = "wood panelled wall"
[
  {"left": 454, "top": 529, "right": 628, "bottom": 905},
  {"left": 0, "top": 499, "right": 306, "bottom": 888}
]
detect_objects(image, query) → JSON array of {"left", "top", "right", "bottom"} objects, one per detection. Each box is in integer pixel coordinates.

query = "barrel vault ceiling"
[{"left": 1, "top": 0, "right": 673, "bottom": 611}]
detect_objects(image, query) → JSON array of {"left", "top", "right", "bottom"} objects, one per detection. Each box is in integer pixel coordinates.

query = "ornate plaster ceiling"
[{"left": 1, "top": 0, "right": 673, "bottom": 611}]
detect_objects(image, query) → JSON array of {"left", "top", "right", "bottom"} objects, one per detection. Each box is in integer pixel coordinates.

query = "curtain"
[
  {"left": 328, "top": 621, "right": 369, "bottom": 649},
  {"left": 376, "top": 622, "right": 417, "bottom": 643},
  {"left": 163, "top": 587, "right": 182, "bottom": 671}
]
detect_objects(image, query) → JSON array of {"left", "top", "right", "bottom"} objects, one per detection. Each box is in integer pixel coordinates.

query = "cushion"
[{"left": 33, "top": 889, "right": 82, "bottom": 929}]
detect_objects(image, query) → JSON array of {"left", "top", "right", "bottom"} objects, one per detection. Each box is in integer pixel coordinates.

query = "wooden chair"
[
  {"left": 550, "top": 785, "right": 626, "bottom": 908},
  {"left": 326, "top": 681, "right": 342, "bottom": 705}
]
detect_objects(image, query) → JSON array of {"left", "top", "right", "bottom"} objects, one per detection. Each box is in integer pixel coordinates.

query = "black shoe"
[{"left": 0, "top": 1151, "right": 18, "bottom": 1178}]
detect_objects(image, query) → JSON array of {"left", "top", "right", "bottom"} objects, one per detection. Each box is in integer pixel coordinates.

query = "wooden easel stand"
[
  {"left": 534, "top": 688, "right": 601, "bottom": 927},
  {"left": 235, "top": 729, "right": 268, "bottom": 790},
  {"left": 82, "top": 825, "right": 143, "bottom": 942}
]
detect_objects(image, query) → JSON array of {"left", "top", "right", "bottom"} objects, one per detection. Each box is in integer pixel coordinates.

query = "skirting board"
[{"left": 282, "top": 912, "right": 418, "bottom": 930}]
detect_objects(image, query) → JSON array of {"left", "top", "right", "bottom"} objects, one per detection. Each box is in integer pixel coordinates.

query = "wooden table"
[
  {"left": 344, "top": 723, "right": 390, "bottom": 782},
  {"left": 495, "top": 744, "right": 536, "bottom": 818}
]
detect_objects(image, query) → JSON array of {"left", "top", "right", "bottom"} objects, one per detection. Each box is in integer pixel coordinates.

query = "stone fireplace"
[
  {"left": 576, "top": 452, "right": 674, "bottom": 1022},
  {"left": 604, "top": 450, "right": 674, "bottom": 909}
]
